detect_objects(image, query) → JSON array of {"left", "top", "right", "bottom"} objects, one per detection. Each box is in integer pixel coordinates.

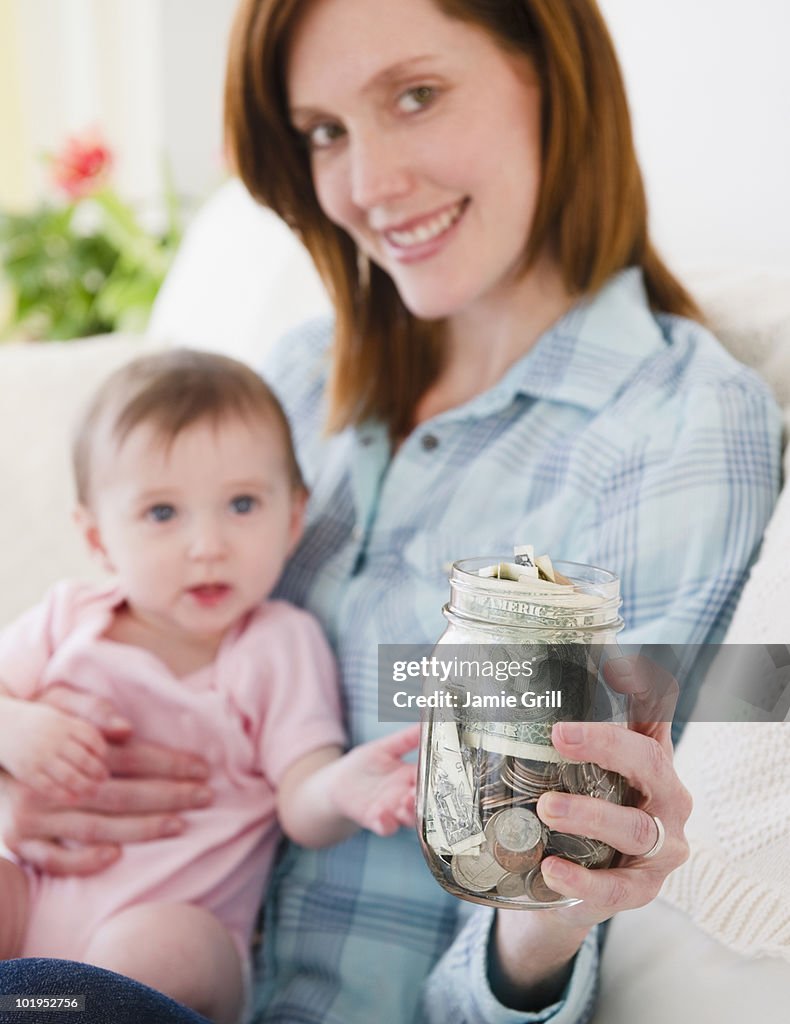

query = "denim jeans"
[{"left": 0, "top": 960, "right": 207, "bottom": 1023}]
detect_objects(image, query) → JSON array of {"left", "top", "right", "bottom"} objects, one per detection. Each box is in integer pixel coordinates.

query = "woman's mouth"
[{"left": 382, "top": 198, "right": 469, "bottom": 258}]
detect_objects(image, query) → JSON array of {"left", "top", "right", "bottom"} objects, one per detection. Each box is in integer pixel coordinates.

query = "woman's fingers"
[
  {"left": 75, "top": 776, "right": 213, "bottom": 814},
  {"left": 106, "top": 739, "right": 210, "bottom": 781},
  {"left": 18, "top": 807, "right": 187, "bottom": 845},
  {"left": 540, "top": 857, "right": 664, "bottom": 914},
  {"left": 550, "top": 722, "right": 684, "bottom": 813},
  {"left": 501, "top": 658, "right": 692, "bottom": 931},
  {"left": 537, "top": 791, "right": 682, "bottom": 861},
  {"left": 11, "top": 838, "right": 121, "bottom": 877},
  {"left": 602, "top": 656, "right": 679, "bottom": 751}
]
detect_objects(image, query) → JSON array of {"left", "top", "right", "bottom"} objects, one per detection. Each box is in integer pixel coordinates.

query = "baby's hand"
[
  {"left": 332, "top": 724, "right": 421, "bottom": 837},
  {"left": 0, "top": 701, "right": 109, "bottom": 800}
]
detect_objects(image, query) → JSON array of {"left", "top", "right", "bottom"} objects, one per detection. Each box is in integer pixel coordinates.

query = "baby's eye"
[
  {"left": 397, "top": 85, "right": 437, "bottom": 114},
  {"left": 230, "top": 495, "right": 258, "bottom": 515},
  {"left": 147, "top": 504, "right": 175, "bottom": 523},
  {"left": 304, "top": 121, "right": 346, "bottom": 151}
]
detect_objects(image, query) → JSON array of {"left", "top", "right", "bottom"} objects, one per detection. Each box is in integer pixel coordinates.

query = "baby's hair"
[{"left": 73, "top": 348, "right": 305, "bottom": 505}]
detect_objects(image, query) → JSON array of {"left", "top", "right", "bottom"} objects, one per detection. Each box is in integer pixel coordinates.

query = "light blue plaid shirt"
[{"left": 252, "top": 268, "right": 781, "bottom": 1024}]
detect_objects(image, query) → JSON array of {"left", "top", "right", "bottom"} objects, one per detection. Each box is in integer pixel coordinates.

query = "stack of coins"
[
  {"left": 559, "top": 760, "right": 625, "bottom": 803},
  {"left": 434, "top": 745, "right": 620, "bottom": 903},
  {"left": 502, "top": 757, "right": 564, "bottom": 800},
  {"left": 450, "top": 807, "right": 553, "bottom": 898}
]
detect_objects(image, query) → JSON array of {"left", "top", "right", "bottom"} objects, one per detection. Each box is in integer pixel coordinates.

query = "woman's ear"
[{"left": 73, "top": 505, "right": 116, "bottom": 574}]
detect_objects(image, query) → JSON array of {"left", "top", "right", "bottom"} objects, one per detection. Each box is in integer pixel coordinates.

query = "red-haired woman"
[{"left": 1, "top": 1, "right": 780, "bottom": 1021}]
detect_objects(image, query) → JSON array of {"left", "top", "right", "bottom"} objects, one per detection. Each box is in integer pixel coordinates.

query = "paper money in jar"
[{"left": 416, "top": 546, "right": 627, "bottom": 909}]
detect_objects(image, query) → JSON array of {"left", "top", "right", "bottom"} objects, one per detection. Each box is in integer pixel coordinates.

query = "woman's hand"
[
  {"left": 0, "top": 685, "right": 213, "bottom": 876},
  {"left": 491, "top": 656, "right": 691, "bottom": 1007}
]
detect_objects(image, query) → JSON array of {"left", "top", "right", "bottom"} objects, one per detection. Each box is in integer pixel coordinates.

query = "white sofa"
[{"left": 1, "top": 180, "right": 789, "bottom": 1021}]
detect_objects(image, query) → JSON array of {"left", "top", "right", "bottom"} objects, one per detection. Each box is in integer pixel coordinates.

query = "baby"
[{"left": 0, "top": 350, "right": 418, "bottom": 1024}]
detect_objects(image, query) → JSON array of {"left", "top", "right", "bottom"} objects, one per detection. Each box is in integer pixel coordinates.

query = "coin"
[
  {"left": 492, "top": 807, "right": 544, "bottom": 852},
  {"left": 451, "top": 844, "right": 508, "bottom": 893},
  {"left": 546, "top": 831, "right": 605, "bottom": 867},
  {"left": 496, "top": 872, "right": 529, "bottom": 898},
  {"left": 559, "top": 761, "right": 624, "bottom": 802},
  {"left": 586, "top": 840, "right": 615, "bottom": 867},
  {"left": 492, "top": 840, "right": 543, "bottom": 874},
  {"left": 524, "top": 866, "right": 563, "bottom": 903}
]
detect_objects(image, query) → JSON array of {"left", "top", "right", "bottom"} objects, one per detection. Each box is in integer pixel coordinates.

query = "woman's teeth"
[{"left": 386, "top": 201, "right": 466, "bottom": 247}]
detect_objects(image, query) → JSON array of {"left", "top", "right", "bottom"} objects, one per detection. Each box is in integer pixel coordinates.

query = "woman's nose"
[{"left": 349, "top": 131, "right": 414, "bottom": 211}]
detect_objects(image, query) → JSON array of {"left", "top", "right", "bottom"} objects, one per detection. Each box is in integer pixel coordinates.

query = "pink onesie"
[{"left": 0, "top": 580, "right": 345, "bottom": 965}]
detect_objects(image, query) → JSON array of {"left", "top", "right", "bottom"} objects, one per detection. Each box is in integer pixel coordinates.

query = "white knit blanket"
[
  {"left": 659, "top": 457, "right": 790, "bottom": 962},
  {"left": 660, "top": 721, "right": 790, "bottom": 962}
]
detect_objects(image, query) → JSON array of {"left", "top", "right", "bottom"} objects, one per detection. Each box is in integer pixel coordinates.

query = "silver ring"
[{"left": 642, "top": 814, "right": 666, "bottom": 860}]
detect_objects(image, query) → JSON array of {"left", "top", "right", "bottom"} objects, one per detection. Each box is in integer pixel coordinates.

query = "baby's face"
[{"left": 81, "top": 414, "right": 305, "bottom": 643}]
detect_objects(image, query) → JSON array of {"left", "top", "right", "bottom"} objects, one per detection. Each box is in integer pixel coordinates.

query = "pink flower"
[{"left": 50, "top": 133, "right": 113, "bottom": 199}]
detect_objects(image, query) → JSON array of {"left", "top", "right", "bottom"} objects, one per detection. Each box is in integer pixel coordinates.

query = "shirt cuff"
[{"left": 422, "top": 906, "right": 600, "bottom": 1024}]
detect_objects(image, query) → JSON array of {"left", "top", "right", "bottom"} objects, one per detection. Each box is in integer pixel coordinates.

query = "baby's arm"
[
  {"left": 276, "top": 724, "right": 420, "bottom": 848},
  {"left": 0, "top": 681, "right": 108, "bottom": 800}
]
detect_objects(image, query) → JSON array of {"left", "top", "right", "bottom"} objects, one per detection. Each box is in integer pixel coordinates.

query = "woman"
[{"left": 0, "top": 0, "right": 780, "bottom": 1021}]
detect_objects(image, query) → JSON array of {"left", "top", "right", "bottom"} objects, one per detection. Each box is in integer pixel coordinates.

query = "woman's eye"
[
  {"left": 147, "top": 504, "right": 175, "bottom": 523},
  {"left": 397, "top": 85, "right": 436, "bottom": 114},
  {"left": 231, "top": 495, "right": 258, "bottom": 515},
  {"left": 305, "top": 121, "right": 346, "bottom": 151}
]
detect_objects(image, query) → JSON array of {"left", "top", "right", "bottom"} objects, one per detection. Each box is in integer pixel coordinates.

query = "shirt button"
[
  {"left": 352, "top": 526, "right": 364, "bottom": 542},
  {"left": 421, "top": 433, "right": 440, "bottom": 451}
]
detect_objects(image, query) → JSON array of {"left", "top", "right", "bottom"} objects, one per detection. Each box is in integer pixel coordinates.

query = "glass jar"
[{"left": 416, "top": 556, "right": 626, "bottom": 910}]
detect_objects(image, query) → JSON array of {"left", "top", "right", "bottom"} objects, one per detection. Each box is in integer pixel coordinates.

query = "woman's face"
[{"left": 287, "top": 0, "right": 545, "bottom": 322}]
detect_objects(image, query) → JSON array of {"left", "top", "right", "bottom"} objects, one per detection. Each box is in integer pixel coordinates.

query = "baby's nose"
[{"left": 188, "top": 518, "right": 228, "bottom": 560}]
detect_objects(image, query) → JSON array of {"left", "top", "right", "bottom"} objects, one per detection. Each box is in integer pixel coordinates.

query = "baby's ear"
[
  {"left": 287, "top": 487, "right": 308, "bottom": 554},
  {"left": 73, "top": 505, "right": 115, "bottom": 574}
]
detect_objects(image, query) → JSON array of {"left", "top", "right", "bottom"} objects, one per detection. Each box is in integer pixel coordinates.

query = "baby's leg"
[
  {"left": 0, "top": 858, "right": 29, "bottom": 958},
  {"left": 83, "top": 902, "right": 244, "bottom": 1024}
]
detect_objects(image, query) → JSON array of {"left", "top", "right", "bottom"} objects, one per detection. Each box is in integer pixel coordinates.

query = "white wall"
[
  {"left": 159, "top": 0, "right": 238, "bottom": 203},
  {"left": 600, "top": 0, "right": 790, "bottom": 273}
]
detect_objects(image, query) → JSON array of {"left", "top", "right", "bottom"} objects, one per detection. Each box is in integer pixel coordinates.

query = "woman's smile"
[{"left": 379, "top": 198, "right": 469, "bottom": 261}]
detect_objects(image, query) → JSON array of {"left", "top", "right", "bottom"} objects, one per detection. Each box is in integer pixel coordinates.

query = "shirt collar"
[{"left": 438, "top": 267, "right": 670, "bottom": 422}]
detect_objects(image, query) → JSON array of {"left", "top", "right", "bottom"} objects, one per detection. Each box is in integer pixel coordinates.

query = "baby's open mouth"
[{"left": 188, "top": 584, "right": 231, "bottom": 606}]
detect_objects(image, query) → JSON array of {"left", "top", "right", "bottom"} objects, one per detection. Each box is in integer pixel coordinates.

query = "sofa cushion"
[
  {"left": 147, "top": 178, "right": 331, "bottom": 367},
  {"left": 690, "top": 268, "right": 790, "bottom": 456}
]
